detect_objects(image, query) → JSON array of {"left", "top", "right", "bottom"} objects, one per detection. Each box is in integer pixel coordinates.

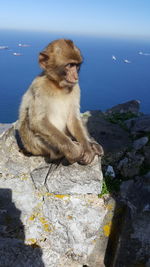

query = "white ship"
[
  {"left": 13, "top": 52, "right": 22, "bottom": 56},
  {"left": 138, "top": 51, "right": 150, "bottom": 56},
  {"left": 18, "top": 43, "right": 30, "bottom": 47},
  {"left": 124, "top": 59, "right": 131, "bottom": 64},
  {"left": 0, "top": 46, "right": 9, "bottom": 50},
  {"left": 112, "top": 55, "right": 117, "bottom": 61}
]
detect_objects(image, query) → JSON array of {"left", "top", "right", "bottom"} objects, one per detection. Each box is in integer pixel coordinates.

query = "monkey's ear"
[{"left": 39, "top": 52, "right": 49, "bottom": 69}]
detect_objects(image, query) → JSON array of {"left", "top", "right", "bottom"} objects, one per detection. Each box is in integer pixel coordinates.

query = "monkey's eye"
[
  {"left": 76, "top": 63, "right": 80, "bottom": 70},
  {"left": 66, "top": 63, "right": 75, "bottom": 68},
  {"left": 66, "top": 63, "right": 80, "bottom": 69}
]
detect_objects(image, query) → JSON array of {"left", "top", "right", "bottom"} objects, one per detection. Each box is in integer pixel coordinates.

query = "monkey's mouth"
[
  {"left": 65, "top": 74, "right": 78, "bottom": 85},
  {"left": 65, "top": 78, "right": 78, "bottom": 85},
  {"left": 65, "top": 68, "right": 78, "bottom": 85}
]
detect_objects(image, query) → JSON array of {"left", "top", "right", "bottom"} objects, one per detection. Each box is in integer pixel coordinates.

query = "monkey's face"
[
  {"left": 39, "top": 39, "right": 82, "bottom": 88},
  {"left": 64, "top": 62, "right": 81, "bottom": 85}
]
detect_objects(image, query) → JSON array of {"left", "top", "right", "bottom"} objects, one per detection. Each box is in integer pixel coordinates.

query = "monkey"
[{"left": 18, "top": 39, "right": 103, "bottom": 165}]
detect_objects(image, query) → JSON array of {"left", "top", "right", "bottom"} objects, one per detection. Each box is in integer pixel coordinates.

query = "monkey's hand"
[
  {"left": 65, "top": 141, "right": 84, "bottom": 164},
  {"left": 79, "top": 141, "right": 104, "bottom": 165}
]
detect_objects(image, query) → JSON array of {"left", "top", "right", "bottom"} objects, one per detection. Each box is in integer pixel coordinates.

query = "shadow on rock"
[
  {"left": 0, "top": 188, "right": 44, "bottom": 267},
  {"left": 85, "top": 110, "right": 150, "bottom": 267},
  {"left": 105, "top": 175, "right": 150, "bottom": 267}
]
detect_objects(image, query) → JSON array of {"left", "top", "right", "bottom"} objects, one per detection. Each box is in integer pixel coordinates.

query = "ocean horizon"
[{"left": 0, "top": 29, "right": 150, "bottom": 123}]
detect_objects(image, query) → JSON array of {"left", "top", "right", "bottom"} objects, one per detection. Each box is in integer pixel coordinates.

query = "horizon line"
[{"left": 0, "top": 27, "right": 150, "bottom": 41}]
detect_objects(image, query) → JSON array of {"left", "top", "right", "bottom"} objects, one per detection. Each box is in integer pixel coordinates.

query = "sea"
[{"left": 0, "top": 29, "right": 150, "bottom": 123}]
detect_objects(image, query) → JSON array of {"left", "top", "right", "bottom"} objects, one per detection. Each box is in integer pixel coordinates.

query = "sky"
[{"left": 0, "top": 0, "right": 150, "bottom": 39}]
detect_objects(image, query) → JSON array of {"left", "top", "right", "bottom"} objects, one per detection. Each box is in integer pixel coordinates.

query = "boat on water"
[
  {"left": 18, "top": 43, "right": 30, "bottom": 47},
  {"left": 112, "top": 55, "right": 117, "bottom": 61},
  {"left": 138, "top": 51, "right": 150, "bottom": 56},
  {"left": 124, "top": 59, "right": 131, "bottom": 64},
  {"left": 0, "top": 46, "right": 9, "bottom": 50},
  {"left": 13, "top": 52, "right": 22, "bottom": 56}
]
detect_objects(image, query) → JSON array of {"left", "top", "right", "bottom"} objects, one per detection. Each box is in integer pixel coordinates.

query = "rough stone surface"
[
  {"left": 0, "top": 123, "right": 12, "bottom": 135},
  {"left": 105, "top": 165, "right": 115, "bottom": 178},
  {"left": 106, "top": 99, "right": 140, "bottom": 114},
  {"left": 0, "top": 125, "right": 109, "bottom": 267},
  {"left": 82, "top": 110, "right": 131, "bottom": 154},
  {"left": 133, "top": 136, "right": 149, "bottom": 150},
  {"left": 1, "top": 99, "right": 150, "bottom": 266},
  {"left": 114, "top": 176, "right": 150, "bottom": 267},
  {"left": 31, "top": 159, "right": 102, "bottom": 195},
  {"left": 0, "top": 238, "right": 44, "bottom": 267},
  {"left": 118, "top": 152, "right": 144, "bottom": 178},
  {"left": 143, "top": 145, "right": 150, "bottom": 166},
  {"left": 93, "top": 100, "right": 150, "bottom": 266},
  {"left": 125, "top": 115, "right": 150, "bottom": 134}
]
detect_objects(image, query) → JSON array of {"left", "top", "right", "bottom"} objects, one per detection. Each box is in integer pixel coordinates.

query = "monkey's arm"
[
  {"left": 67, "top": 116, "right": 90, "bottom": 146},
  {"left": 67, "top": 115, "right": 103, "bottom": 164}
]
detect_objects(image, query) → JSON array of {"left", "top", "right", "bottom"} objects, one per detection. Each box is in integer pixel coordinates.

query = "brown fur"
[{"left": 18, "top": 39, "right": 103, "bottom": 164}]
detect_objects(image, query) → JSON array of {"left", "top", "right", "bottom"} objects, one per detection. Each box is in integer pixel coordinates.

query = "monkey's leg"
[
  {"left": 19, "top": 122, "right": 64, "bottom": 159},
  {"left": 28, "top": 116, "right": 83, "bottom": 162}
]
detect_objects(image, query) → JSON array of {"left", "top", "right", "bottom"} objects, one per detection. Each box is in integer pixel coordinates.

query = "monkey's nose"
[{"left": 72, "top": 66, "right": 78, "bottom": 81}]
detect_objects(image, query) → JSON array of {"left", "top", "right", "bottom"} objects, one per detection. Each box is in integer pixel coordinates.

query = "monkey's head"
[{"left": 39, "top": 39, "right": 83, "bottom": 88}]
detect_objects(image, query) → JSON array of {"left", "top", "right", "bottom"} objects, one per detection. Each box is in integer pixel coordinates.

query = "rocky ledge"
[
  {"left": 0, "top": 121, "right": 109, "bottom": 267},
  {"left": 0, "top": 100, "right": 150, "bottom": 267}
]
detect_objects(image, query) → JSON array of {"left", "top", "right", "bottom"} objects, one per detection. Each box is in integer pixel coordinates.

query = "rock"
[
  {"left": 120, "top": 179, "right": 134, "bottom": 199},
  {"left": 133, "top": 136, "right": 149, "bottom": 150},
  {"left": 143, "top": 145, "right": 150, "bottom": 166},
  {"left": 146, "top": 259, "right": 150, "bottom": 267},
  {"left": 117, "top": 157, "right": 128, "bottom": 170},
  {"left": 106, "top": 100, "right": 140, "bottom": 115},
  {"left": 0, "top": 123, "right": 12, "bottom": 135},
  {"left": 0, "top": 124, "right": 110, "bottom": 267},
  {"left": 105, "top": 165, "right": 115, "bottom": 178},
  {"left": 118, "top": 153, "right": 144, "bottom": 178},
  {"left": 114, "top": 176, "right": 150, "bottom": 266},
  {"left": 144, "top": 171, "right": 150, "bottom": 179},
  {"left": 1, "top": 99, "right": 150, "bottom": 266},
  {"left": 82, "top": 110, "right": 131, "bottom": 154},
  {"left": 0, "top": 238, "right": 44, "bottom": 267},
  {"left": 31, "top": 159, "right": 102, "bottom": 195},
  {"left": 125, "top": 115, "right": 150, "bottom": 134},
  {"left": 124, "top": 117, "right": 136, "bottom": 130}
]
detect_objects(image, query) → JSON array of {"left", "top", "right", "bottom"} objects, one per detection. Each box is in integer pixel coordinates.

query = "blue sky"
[{"left": 0, "top": 0, "right": 150, "bottom": 39}]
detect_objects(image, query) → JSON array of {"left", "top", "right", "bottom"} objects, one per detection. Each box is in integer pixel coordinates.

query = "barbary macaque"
[{"left": 18, "top": 39, "right": 103, "bottom": 164}]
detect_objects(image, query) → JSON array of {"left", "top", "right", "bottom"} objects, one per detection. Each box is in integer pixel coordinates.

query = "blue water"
[{"left": 0, "top": 29, "right": 150, "bottom": 123}]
